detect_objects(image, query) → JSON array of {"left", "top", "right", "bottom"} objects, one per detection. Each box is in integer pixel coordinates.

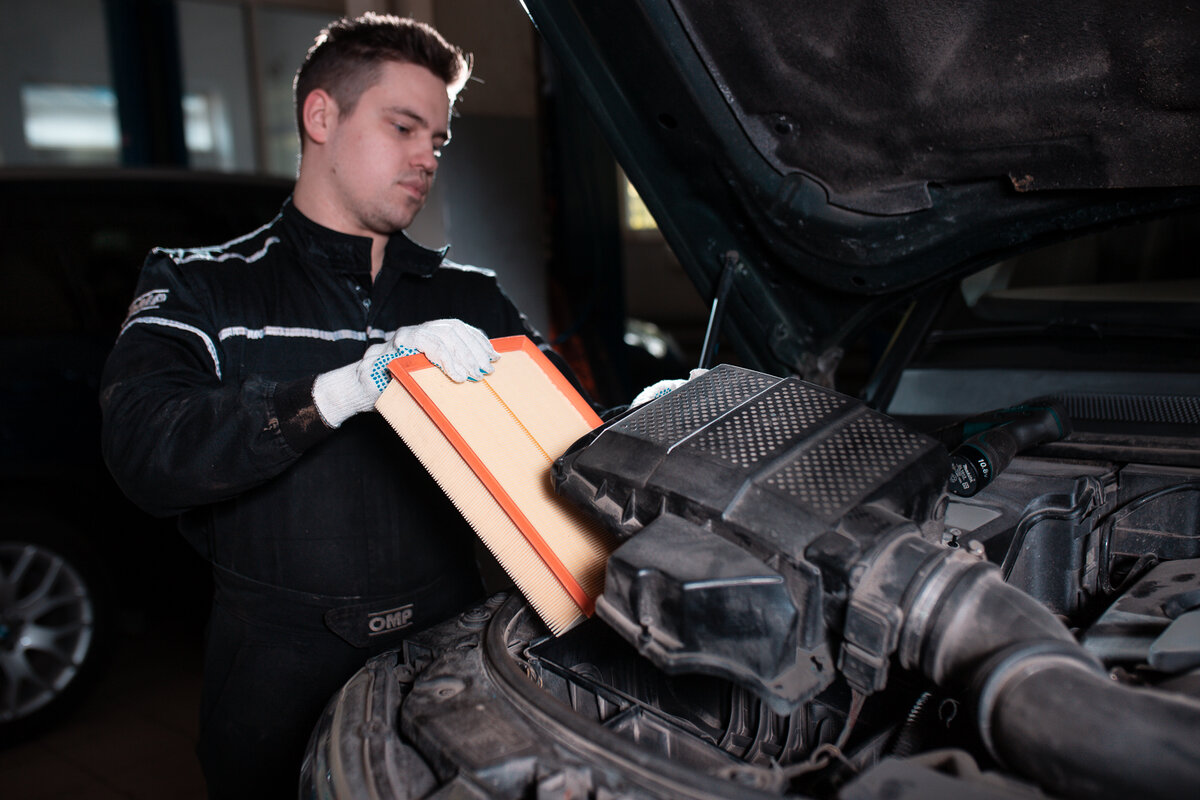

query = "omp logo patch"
[
  {"left": 367, "top": 603, "right": 414, "bottom": 636},
  {"left": 124, "top": 289, "right": 170, "bottom": 322}
]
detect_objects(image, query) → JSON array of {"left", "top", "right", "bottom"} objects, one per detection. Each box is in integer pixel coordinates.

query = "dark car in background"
[
  {"left": 0, "top": 168, "right": 291, "bottom": 744},
  {"left": 302, "top": 2, "right": 1200, "bottom": 800}
]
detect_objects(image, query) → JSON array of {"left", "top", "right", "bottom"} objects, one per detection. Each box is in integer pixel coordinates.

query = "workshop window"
[{"left": 21, "top": 84, "right": 121, "bottom": 163}]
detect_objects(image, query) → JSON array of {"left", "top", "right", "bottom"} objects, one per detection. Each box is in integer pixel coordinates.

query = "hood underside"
[
  {"left": 679, "top": 0, "right": 1200, "bottom": 214},
  {"left": 523, "top": 0, "right": 1200, "bottom": 375}
]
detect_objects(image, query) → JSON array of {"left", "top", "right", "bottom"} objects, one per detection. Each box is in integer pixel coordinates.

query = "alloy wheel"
[{"left": 0, "top": 541, "right": 97, "bottom": 724}]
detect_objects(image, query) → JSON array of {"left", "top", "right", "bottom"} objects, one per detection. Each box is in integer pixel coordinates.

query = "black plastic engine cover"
[
  {"left": 597, "top": 514, "right": 817, "bottom": 709},
  {"left": 553, "top": 365, "right": 949, "bottom": 708}
]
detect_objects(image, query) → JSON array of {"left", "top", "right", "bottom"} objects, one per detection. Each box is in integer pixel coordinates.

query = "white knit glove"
[
  {"left": 631, "top": 368, "right": 709, "bottom": 407},
  {"left": 312, "top": 320, "right": 499, "bottom": 429},
  {"left": 390, "top": 319, "right": 498, "bottom": 384},
  {"left": 312, "top": 340, "right": 402, "bottom": 428}
]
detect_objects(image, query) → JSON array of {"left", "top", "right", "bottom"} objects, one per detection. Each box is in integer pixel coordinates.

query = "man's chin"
[
  {"left": 379, "top": 205, "right": 423, "bottom": 233},
  {"left": 400, "top": 196, "right": 428, "bottom": 225}
]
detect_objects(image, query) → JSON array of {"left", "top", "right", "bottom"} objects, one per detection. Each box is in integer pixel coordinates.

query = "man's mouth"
[
  {"left": 400, "top": 182, "right": 427, "bottom": 201},
  {"left": 399, "top": 175, "right": 430, "bottom": 202}
]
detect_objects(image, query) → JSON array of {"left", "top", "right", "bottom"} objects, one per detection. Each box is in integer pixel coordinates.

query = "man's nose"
[{"left": 413, "top": 140, "right": 439, "bottom": 173}]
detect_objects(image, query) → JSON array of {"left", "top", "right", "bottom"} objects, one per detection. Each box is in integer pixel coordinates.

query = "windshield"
[
  {"left": 955, "top": 209, "right": 1200, "bottom": 333},
  {"left": 885, "top": 209, "right": 1200, "bottom": 424}
]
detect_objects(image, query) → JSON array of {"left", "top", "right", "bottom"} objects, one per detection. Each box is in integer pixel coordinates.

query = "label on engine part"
[{"left": 949, "top": 457, "right": 979, "bottom": 496}]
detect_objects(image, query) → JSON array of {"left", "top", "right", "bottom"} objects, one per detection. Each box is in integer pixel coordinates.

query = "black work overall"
[{"left": 100, "top": 201, "right": 549, "bottom": 798}]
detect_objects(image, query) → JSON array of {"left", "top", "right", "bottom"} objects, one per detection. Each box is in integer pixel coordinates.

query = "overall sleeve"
[{"left": 100, "top": 252, "right": 332, "bottom": 518}]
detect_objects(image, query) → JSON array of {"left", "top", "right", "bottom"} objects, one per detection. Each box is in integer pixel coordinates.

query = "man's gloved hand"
[
  {"left": 389, "top": 319, "right": 498, "bottom": 384},
  {"left": 630, "top": 368, "right": 709, "bottom": 407},
  {"left": 312, "top": 319, "right": 499, "bottom": 428},
  {"left": 312, "top": 340, "right": 399, "bottom": 428}
]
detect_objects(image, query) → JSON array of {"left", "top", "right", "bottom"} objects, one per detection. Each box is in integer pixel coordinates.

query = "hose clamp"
[{"left": 839, "top": 533, "right": 945, "bottom": 694}]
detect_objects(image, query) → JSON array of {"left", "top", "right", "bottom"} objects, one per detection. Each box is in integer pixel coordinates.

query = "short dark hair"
[{"left": 294, "top": 12, "right": 472, "bottom": 141}]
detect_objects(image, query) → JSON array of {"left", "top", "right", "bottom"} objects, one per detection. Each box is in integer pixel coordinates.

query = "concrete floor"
[{"left": 1, "top": 626, "right": 207, "bottom": 799}]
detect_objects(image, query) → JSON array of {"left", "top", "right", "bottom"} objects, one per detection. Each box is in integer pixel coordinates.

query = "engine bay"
[
  {"left": 536, "top": 364, "right": 1200, "bottom": 798},
  {"left": 303, "top": 365, "right": 1200, "bottom": 800}
]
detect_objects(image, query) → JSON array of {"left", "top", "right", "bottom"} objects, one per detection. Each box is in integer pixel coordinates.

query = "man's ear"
[{"left": 301, "top": 89, "right": 338, "bottom": 145}]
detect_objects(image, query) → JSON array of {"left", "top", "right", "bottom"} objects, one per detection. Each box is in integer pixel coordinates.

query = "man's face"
[{"left": 323, "top": 60, "right": 451, "bottom": 236}]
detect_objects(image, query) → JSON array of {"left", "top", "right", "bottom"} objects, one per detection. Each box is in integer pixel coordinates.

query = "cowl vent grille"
[{"left": 1058, "top": 393, "right": 1200, "bottom": 425}]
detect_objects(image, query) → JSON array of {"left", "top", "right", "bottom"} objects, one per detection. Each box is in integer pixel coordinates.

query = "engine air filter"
[{"left": 377, "top": 336, "right": 616, "bottom": 635}]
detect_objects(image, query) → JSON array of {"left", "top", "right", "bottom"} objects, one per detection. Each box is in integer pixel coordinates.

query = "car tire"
[{"left": 0, "top": 521, "right": 112, "bottom": 746}]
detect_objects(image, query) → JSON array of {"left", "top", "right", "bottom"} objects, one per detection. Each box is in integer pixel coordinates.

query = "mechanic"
[{"left": 100, "top": 13, "right": 577, "bottom": 799}]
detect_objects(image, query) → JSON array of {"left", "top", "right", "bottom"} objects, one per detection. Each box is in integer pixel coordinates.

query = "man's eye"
[{"left": 395, "top": 125, "right": 410, "bottom": 135}]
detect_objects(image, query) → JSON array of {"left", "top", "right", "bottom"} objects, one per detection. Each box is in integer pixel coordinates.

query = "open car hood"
[{"left": 521, "top": 0, "right": 1200, "bottom": 380}]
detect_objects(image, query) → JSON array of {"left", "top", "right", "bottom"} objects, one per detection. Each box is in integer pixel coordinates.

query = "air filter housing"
[{"left": 553, "top": 365, "right": 949, "bottom": 708}]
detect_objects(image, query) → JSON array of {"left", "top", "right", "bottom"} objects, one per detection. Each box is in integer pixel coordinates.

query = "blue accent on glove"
[{"left": 369, "top": 346, "right": 420, "bottom": 392}]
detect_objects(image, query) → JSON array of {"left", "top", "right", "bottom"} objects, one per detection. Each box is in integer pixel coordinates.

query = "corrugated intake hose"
[{"left": 861, "top": 535, "right": 1200, "bottom": 800}]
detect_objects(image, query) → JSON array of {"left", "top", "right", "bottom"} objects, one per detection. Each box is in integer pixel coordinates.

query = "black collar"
[{"left": 280, "top": 197, "right": 448, "bottom": 278}]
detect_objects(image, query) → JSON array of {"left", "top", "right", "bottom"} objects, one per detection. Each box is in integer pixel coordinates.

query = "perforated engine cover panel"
[{"left": 555, "top": 364, "right": 946, "bottom": 556}]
